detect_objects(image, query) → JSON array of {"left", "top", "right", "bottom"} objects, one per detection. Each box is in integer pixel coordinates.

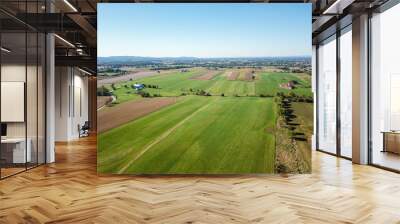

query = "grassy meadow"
[{"left": 98, "top": 96, "right": 277, "bottom": 174}]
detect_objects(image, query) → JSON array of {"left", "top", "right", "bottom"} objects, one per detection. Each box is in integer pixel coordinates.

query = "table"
[
  {"left": 1, "top": 138, "right": 31, "bottom": 164},
  {"left": 381, "top": 131, "right": 400, "bottom": 154}
]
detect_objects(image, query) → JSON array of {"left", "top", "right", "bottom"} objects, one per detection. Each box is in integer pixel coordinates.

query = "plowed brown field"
[
  {"left": 244, "top": 71, "right": 255, "bottom": 81},
  {"left": 191, "top": 71, "right": 219, "bottom": 80},
  {"left": 227, "top": 71, "right": 239, "bottom": 80},
  {"left": 98, "top": 97, "right": 177, "bottom": 133},
  {"left": 97, "top": 96, "right": 113, "bottom": 109}
]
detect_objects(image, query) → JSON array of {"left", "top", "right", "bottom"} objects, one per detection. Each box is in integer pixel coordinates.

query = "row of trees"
[
  {"left": 137, "top": 91, "right": 162, "bottom": 98},
  {"left": 110, "top": 83, "right": 161, "bottom": 91},
  {"left": 276, "top": 93, "right": 307, "bottom": 142},
  {"left": 141, "top": 84, "right": 159, "bottom": 89},
  {"left": 186, "top": 88, "right": 212, "bottom": 96},
  {"left": 180, "top": 90, "right": 312, "bottom": 99},
  {"left": 276, "top": 92, "right": 313, "bottom": 103}
]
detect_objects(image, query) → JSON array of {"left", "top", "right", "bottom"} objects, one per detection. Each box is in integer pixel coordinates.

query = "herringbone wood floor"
[{"left": 1, "top": 136, "right": 400, "bottom": 224}]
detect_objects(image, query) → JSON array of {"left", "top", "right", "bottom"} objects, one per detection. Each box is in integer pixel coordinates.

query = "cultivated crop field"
[
  {"left": 98, "top": 68, "right": 313, "bottom": 174},
  {"left": 102, "top": 68, "right": 312, "bottom": 103}
]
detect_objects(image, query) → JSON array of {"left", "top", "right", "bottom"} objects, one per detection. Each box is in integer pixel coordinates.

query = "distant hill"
[
  {"left": 98, "top": 56, "right": 311, "bottom": 65},
  {"left": 97, "top": 56, "right": 199, "bottom": 64}
]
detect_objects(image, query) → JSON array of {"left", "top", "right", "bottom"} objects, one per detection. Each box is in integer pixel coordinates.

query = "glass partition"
[
  {"left": 317, "top": 35, "right": 337, "bottom": 154},
  {"left": 0, "top": 2, "right": 46, "bottom": 179},
  {"left": 1, "top": 31, "right": 28, "bottom": 177},
  {"left": 370, "top": 3, "right": 400, "bottom": 171}
]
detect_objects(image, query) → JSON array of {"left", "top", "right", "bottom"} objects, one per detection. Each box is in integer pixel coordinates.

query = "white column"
[
  {"left": 312, "top": 45, "right": 317, "bottom": 151},
  {"left": 352, "top": 14, "right": 369, "bottom": 164},
  {"left": 46, "top": 33, "right": 55, "bottom": 163}
]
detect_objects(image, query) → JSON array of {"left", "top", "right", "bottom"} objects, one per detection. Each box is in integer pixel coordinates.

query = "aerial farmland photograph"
[{"left": 97, "top": 3, "right": 312, "bottom": 174}]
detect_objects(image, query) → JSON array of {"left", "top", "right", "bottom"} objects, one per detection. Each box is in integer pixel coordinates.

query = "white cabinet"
[{"left": 1, "top": 138, "right": 32, "bottom": 163}]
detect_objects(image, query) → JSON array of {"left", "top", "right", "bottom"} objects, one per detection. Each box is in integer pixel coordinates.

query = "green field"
[
  {"left": 98, "top": 96, "right": 277, "bottom": 174},
  {"left": 98, "top": 68, "right": 312, "bottom": 174},
  {"left": 106, "top": 70, "right": 312, "bottom": 104}
]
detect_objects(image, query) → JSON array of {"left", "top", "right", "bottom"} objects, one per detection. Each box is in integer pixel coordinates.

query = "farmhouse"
[
  {"left": 133, "top": 83, "right": 145, "bottom": 90},
  {"left": 280, "top": 81, "right": 295, "bottom": 89}
]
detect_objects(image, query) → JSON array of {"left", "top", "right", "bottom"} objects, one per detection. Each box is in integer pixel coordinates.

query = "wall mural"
[{"left": 97, "top": 3, "right": 313, "bottom": 174}]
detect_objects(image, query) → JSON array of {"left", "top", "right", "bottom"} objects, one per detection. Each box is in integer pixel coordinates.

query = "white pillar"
[
  {"left": 312, "top": 45, "right": 317, "bottom": 151},
  {"left": 46, "top": 32, "right": 55, "bottom": 163},
  {"left": 352, "top": 14, "right": 369, "bottom": 164}
]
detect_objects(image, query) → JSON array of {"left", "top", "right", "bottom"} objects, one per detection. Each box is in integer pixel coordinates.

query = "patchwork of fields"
[
  {"left": 105, "top": 69, "right": 312, "bottom": 104},
  {"left": 98, "top": 68, "right": 313, "bottom": 174}
]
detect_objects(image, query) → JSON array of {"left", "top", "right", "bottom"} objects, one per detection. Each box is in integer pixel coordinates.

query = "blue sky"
[{"left": 98, "top": 4, "right": 311, "bottom": 58}]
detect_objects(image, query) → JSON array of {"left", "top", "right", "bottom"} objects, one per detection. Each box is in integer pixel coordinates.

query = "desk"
[
  {"left": 1, "top": 138, "right": 31, "bottom": 163},
  {"left": 382, "top": 131, "right": 400, "bottom": 154}
]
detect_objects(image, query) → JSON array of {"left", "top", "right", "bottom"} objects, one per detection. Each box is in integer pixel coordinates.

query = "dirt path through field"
[
  {"left": 98, "top": 97, "right": 177, "bottom": 133},
  {"left": 117, "top": 100, "right": 213, "bottom": 174}
]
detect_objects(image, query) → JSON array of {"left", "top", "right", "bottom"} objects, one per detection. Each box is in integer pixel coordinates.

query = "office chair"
[{"left": 79, "top": 121, "right": 90, "bottom": 138}]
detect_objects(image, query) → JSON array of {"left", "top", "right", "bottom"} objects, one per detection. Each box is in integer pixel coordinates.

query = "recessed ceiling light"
[
  {"left": 63, "top": 0, "right": 78, "bottom": 12},
  {"left": 323, "top": 0, "right": 355, "bottom": 15},
  {"left": 78, "top": 67, "right": 92, "bottom": 76},
  {"left": 54, "top": 34, "right": 75, "bottom": 48},
  {"left": 1, "top": 47, "right": 11, "bottom": 53}
]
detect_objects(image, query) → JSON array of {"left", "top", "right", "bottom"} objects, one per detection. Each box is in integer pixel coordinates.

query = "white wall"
[
  {"left": 1, "top": 65, "right": 26, "bottom": 139},
  {"left": 1, "top": 65, "right": 41, "bottom": 137},
  {"left": 55, "top": 66, "right": 70, "bottom": 141},
  {"left": 55, "top": 67, "right": 89, "bottom": 141},
  {"left": 1, "top": 82, "right": 25, "bottom": 122},
  {"left": 1, "top": 63, "right": 46, "bottom": 164},
  {"left": 72, "top": 73, "right": 89, "bottom": 138}
]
